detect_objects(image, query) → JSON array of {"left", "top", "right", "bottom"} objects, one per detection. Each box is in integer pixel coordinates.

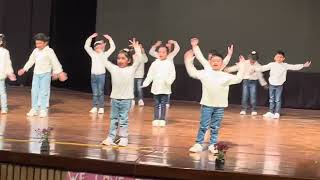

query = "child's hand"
[
  {"left": 190, "top": 38, "right": 199, "bottom": 47},
  {"left": 167, "top": 40, "right": 176, "bottom": 44},
  {"left": 184, "top": 50, "right": 194, "bottom": 61},
  {"left": 227, "top": 44, "right": 234, "bottom": 56},
  {"left": 8, "top": 74, "right": 16, "bottom": 81},
  {"left": 303, "top": 61, "right": 311, "bottom": 68},
  {"left": 90, "top": 33, "right": 98, "bottom": 38},
  {"left": 52, "top": 73, "right": 58, "bottom": 80},
  {"left": 103, "top": 34, "right": 112, "bottom": 40},
  {"left": 263, "top": 84, "right": 269, "bottom": 90},
  {"left": 18, "top": 69, "right": 25, "bottom": 76},
  {"left": 239, "top": 55, "right": 245, "bottom": 63},
  {"left": 154, "top": 41, "right": 162, "bottom": 47},
  {"left": 129, "top": 38, "right": 140, "bottom": 49},
  {"left": 58, "top": 72, "right": 68, "bottom": 82}
]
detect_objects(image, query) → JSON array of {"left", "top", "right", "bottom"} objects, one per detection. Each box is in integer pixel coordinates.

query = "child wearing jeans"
[
  {"left": 142, "top": 40, "right": 180, "bottom": 127},
  {"left": 18, "top": 33, "right": 68, "bottom": 118},
  {"left": 256, "top": 51, "right": 311, "bottom": 119},
  {"left": 101, "top": 37, "right": 142, "bottom": 147},
  {"left": 0, "top": 34, "right": 17, "bottom": 114},
  {"left": 186, "top": 38, "right": 245, "bottom": 154},
  {"left": 84, "top": 33, "right": 116, "bottom": 114},
  {"left": 132, "top": 44, "right": 148, "bottom": 107},
  {"left": 225, "top": 51, "right": 268, "bottom": 116}
]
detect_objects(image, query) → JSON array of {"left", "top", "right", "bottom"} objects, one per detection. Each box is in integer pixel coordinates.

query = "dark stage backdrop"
[{"left": 95, "top": 0, "right": 320, "bottom": 109}]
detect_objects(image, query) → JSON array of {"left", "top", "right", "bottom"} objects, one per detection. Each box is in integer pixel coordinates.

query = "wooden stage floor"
[{"left": 0, "top": 87, "right": 319, "bottom": 180}]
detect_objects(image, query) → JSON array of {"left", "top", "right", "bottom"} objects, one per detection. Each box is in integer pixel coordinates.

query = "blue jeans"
[
  {"left": 241, "top": 80, "right": 258, "bottom": 112},
  {"left": 91, "top": 74, "right": 105, "bottom": 108},
  {"left": 32, "top": 72, "right": 51, "bottom": 112},
  {"left": 154, "top": 94, "right": 169, "bottom": 120},
  {"left": 196, "top": 106, "right": 224, "bottom": 145},
  {"left": 0, "top": 80, "right": 8, "bottom": 111},
  {"left": 108, "top": 99, "right": 131, "bottom": 140},
  {"left": 134, "top": 78, "right": 144, "bottom": 101},
  {"left": 269, "top": 85, "right": 283, "bottom": 114}
]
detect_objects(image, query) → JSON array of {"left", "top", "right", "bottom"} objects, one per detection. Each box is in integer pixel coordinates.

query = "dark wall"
[
  {"left": 96, "top": 0, "right": 320, "bottom": 72},
  {"left": 49, "top": 0, "right": 97, "bottom": 90},
  {"left": 0, "top": 0, "right": 52, "bottom": 85}
]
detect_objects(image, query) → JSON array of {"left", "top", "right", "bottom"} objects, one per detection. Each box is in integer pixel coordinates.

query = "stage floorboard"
[{"left": 0, "top": 87, "right": 319, "bottom": 180}]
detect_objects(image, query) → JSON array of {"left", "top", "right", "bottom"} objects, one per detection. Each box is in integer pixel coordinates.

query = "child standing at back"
[
  {"left": 0, "top": 34, "right": 17, "bottom": 114},
  {"left": 100, "top": 37, "right": 142, "bottom": 147},
  {"left": 84, "top": 33, "right": 115, "bottom": 114},
  {"left": 186, "top": 38, "right": 245, "bottom": 154},
  {"left": 142, "top": 40, "right": 180, "bottom": 127},
  {"left": 256, "top": 51, "right": 311, "bottom": 119},
  {"left": 224, "top": 51, "right": 268, "bottom": 116},
  {"left": 18, "top": 33, "right": 68, "bottom": 118}
]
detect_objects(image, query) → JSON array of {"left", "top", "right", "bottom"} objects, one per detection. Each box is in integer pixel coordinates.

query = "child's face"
[
  {"left": 117, "top": 53, "right": 131, "bottom": 68},
  {"left": 209, "top": 56, "right": 223, "bottom": 70},
  {"left": 35, "top": 40, "right": 48, "bottom": 50},
  {"left": 94, "top": 44, "right": 105, "bottom": 53},
  {"left": 158, "top": 47, "right": 168, "bottom": 60},
  {"left": 274, "top": 54, "right": 285, "bottom": 63}
]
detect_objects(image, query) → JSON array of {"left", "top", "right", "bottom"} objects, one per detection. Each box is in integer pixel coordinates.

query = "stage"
[{"left": 0, "top": 87, "right": 319, "bottom": 180}]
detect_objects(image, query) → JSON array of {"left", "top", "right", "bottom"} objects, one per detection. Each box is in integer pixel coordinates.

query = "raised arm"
[
  {"left": 190, "top": 38, "right": 211, "bottom": 70},
  {"left": 149, "top": 40, "right": 161, "bottom": 59},
  {"left": 84, "top": 33, "right": 98, "bottom": 57},
  {"left": 184, "top": 50, "right": 201, "bottom": 79},
  {"left": 167, "top": 40, "right": 180, "bottom": 60},
  {"left": 255, "top": 62, "right": 273, "bottom": 72},
  {"left": 130, "top": 38, "right": 143, "bottom": 69},
  {"left": 221, "top": 44, "right": 234, "bottom": 70},
  {"left": 285, "top": 61, "right": 311, "bottom": 71},
  {"left": 103, "top": 34, "right": 116, "bottom": 58}
]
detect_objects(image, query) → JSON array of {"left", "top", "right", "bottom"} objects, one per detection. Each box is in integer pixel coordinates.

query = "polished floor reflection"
[{"left": 0, "top": 87, "right": 319, "bottom": 180}]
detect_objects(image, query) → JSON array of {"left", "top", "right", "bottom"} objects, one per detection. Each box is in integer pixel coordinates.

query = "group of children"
[{"left": 0, "top": 32, "right": 311, "bottom": 153}]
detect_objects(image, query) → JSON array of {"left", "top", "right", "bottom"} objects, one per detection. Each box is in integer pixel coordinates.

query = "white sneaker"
[
  {"left": 98, "top": 108, "right": 104, "bottom": 114},
  {"left": 27, "top": 109, "right": 38, "bottom": 117},
  {"left": 263, "top": 112, "right": 274, "bottom": 118},
  {"left": 138, "top": 100, "right": 144, "bottom": 106},
  {"left": 208, "top": 144, "right": 218, "bottom": 154},
  {"left": 273, "top": 113, "right": 280, "bottom": 119},
  {"left": 251, "top": 111, "right": 258, "bottom": 116},
  {"left": 240, "top": 111, "right": 246, "bottom": 115},
  {"left": 158, "top": 120, "right": 166, "bottom": 127},
  {"left": 166, "top": 104, "right": 170, "bottom": 108},
  {"left": 1, "top": 110, "right": 7, "bottom": 114},
  {"left": 152, "top": 120, "right": 160, "bottom": 127},
  {"left": 189, "top": 143, "right": 203, "bottom": 153},
  {"left": 39, "top": 110, "right": 48, "bottom": 118},
  {"left": 118, "top": 138, "right": 128, "bottom": 147},
  {"left": 89, "top": 107, "right": 98, "bottom": 113},
  {"left": 101, "top": 137, "right": 114, "bottom": 146}
]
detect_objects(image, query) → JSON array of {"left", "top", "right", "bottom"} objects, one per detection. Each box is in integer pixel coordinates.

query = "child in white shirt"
[
  {"left": 225, "top": 51, "right": 268, "bottom": 116},
  {"left": 0, "top": 34, "right": 17, "bottom": 114},
  {"left": 142, "top": 40, "right": 180, "bottom": 127},
  {"left": 186, "top": 38, "right": 245, "bottom": 154},
  {"left": 18, "top": 33, "right": 68, "bottom": 118},
  {"left": 84, "top": 33, "right": 115, "bottom": 114},
  {"left": 101, "top": 38, "right": 142, "bottom": 147},
  {"left": 256, "top": 50, "right": 311, "bottom": 119}
]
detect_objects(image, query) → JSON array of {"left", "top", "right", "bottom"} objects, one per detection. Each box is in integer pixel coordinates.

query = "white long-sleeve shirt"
[
  {"left": 225, "top": 60, "right": 267, "bottom": 86},
  {"left": 23, "top": 46, "right": 63, "bottom": 74},
  {"left": 0, "top": 47, "right": 14, "bottom": 80},
  {"left": 134, "top": 54, "right": 148, "bottom": 78},
  {"left": 104, "top": 47, "right": 142, "bottom": 99},
  {"left": 256, "top": 62, "right": 304, "bottom": 86},
  {"left": 84, "top": 37, "right": 116, "bottom": 75},
  {"left": 185, "top": 57, "right": 244, "bottom": 107},
  {"left": 142, "top": 59, "right": 176, "bottom": 95},
  {"left": 193, "top": 46, "right": 231, "bottom": 70}
]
